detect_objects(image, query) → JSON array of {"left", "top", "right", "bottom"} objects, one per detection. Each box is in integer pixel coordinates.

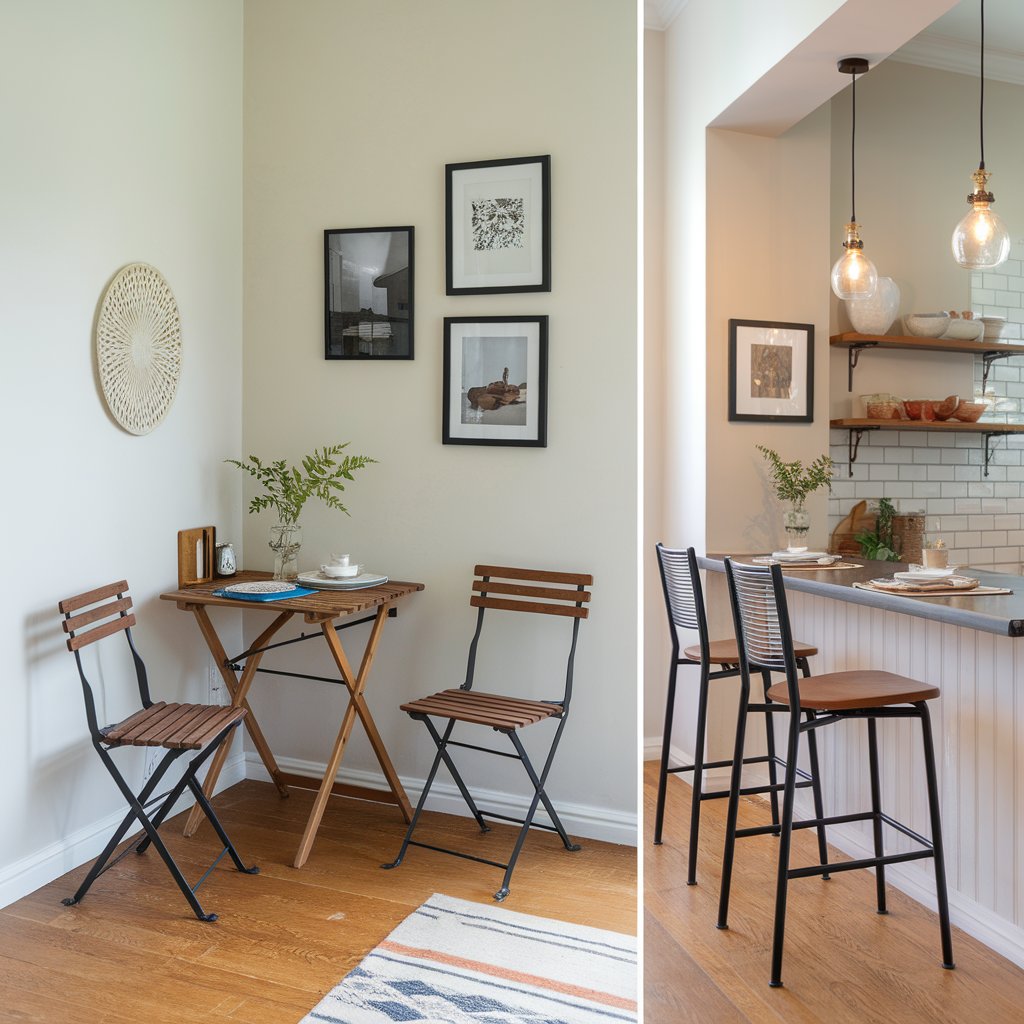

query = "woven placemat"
[{"left": 853, "top": 581, "right": 1012, "bottom": 597}]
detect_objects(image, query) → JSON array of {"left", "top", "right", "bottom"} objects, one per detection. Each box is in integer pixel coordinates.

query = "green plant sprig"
[
  {"left": 227, "top": 443, "right": 376, "bottom": 525},
  {"left": 756, "top": 446, "right": 834, "bottom": 508},
  {"left": 855, "top": 497, "right": 900, "bottom": 562}
]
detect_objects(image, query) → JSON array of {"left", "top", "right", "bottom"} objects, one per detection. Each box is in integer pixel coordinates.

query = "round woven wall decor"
[{"left": 96, "top": 263, "right": 182, "bottom": 435}]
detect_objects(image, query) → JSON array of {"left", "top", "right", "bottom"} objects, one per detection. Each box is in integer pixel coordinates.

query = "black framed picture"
[
  {"left": 445, "top": 156, "right": 550, "bottom": 295},
  {"left": 324, "top": 226, "right": 413, "bottom": 359},
  {"left": 728, "top": 319, "right": 814, "bottom": 423},
  {"left": 443, "top": 316, "right": 548, "bottom": 447}
]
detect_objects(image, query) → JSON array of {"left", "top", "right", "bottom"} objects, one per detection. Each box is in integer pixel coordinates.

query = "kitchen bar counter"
[
  {"left": 697, "top": 551, "right": 1024, "bottom": 969},
  {"left": 700, "top": 555, "right": 1024, "bottom": 637}
]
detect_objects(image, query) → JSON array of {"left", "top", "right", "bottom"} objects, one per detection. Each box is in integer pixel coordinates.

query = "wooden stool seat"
[
  {"left": 400, "top": 689, "right": 561, "bottom": 730},
  {"left": 766, "top": 669, "right": 940, "bottom": 711},
  {"left": 102, "top": 702, "right": 247, "bottom": 750},
  {"left": 685, "top": 638, "right": 818, "bottom": 665}
]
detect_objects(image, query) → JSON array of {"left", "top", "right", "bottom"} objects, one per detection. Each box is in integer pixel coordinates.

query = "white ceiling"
[{"left": 645, "top": 0, "right": 1024, "bottom": 84}]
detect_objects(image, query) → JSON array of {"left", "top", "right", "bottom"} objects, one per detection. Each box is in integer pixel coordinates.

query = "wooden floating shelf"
[
  {"left": 830, "top": 332, "right": 1024, "bottom": 392},
  {"left": 829, "top": 418, "right": 1024, "bottom": 478}
]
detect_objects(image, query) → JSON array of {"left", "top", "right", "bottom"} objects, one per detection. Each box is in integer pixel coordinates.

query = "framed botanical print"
[
  {"left": 443, "top": 316, "right": 548, "bottom": 446},
  {"left": 445, "top": 155, "right": 550, "bottom": 295},
  {"left": 728, "top": 319, "right": 814, "bottom": 423}
]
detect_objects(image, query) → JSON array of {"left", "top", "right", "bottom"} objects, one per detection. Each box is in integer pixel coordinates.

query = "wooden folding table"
[{"left": 160, "top": 572, "right": 424, "bottom": 867}]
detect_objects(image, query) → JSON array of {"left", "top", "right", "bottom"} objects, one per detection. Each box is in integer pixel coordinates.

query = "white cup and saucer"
[{"left": 321, "top": 553, "right": 360, "bottom": 578}]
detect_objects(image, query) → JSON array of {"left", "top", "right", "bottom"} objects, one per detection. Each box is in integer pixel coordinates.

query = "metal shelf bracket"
[
  {"left": 983, "top": 431, "right": 1010, "bottom": 477},
  {"left": 846, "top": 426, "right": 879, "bottom": 476},
  {"left": 847, "top": 342, "right": 879, "bottom": 392},
  {"left": 981, "top": 351, "right": 1012, "bottom": 392}
]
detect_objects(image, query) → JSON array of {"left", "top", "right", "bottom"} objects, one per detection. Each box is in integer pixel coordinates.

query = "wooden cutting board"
[{"left": 830, "top": 500, "right": 875, "bottom": 556}]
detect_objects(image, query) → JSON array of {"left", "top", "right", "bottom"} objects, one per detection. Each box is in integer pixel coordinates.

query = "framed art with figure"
[
  {"left": 728, "top": 318, "right": 814, "bottom": 423},
  {"left": 442, "top": 316, "right": 548, "bottom": 447}
]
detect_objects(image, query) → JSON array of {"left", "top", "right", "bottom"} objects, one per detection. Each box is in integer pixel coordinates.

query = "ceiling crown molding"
[
  {"left": 645, "top": 0, "right": 689, "bottom": 32},
  {"left": 892, "top": 31, "right": 1024, "bottom": 86}
]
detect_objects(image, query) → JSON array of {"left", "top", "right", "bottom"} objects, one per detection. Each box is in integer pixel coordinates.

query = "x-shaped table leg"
[
  {"left": 182, "top": 606, "right": 294, "bottom": 837},
  {"left": 292, "top": 603, "right": 413, "bottom": 867}
]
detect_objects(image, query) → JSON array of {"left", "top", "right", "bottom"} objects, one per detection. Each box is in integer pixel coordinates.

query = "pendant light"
[
  {"left": 952, "top": 0, "right": 1010, "bottom": 269},
  {"left": 831, "top": 57, "right": 877, "bottom": 300}
]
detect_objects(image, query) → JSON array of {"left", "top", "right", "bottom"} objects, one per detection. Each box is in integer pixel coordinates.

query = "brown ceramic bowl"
[
  {"left": 932, "top": 394, "right": 960, "bottom": 421},
  {"left": 903, "top": 399, "right": 935, "bottom": 421},
  {"left": 865, "top": 400, "right": 902, "bottom": 420},
  {"left": 952, "top": 401, "right": 986, "bottom": 422}
]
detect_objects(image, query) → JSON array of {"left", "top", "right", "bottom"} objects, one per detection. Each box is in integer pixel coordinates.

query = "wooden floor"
[
  {"left": 644, "top": 761, "right": 1024, "bottom": 1023},
  {"left": 0, "top": 780, "right": 636, "bottom": 1024}
]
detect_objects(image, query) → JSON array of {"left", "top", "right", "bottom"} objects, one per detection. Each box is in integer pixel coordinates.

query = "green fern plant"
[
  {"left": 227, "top": 443, "right": 376, "bottom": 524},
  {"left": 756, "top": 446, "right": 834, "bottom": 508}
]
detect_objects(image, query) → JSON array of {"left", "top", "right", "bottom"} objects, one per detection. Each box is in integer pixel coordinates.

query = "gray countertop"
[{"left": 700, "top": 554, "right": 1024, "bottom": 638}]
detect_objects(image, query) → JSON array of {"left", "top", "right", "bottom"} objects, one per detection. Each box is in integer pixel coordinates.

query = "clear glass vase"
[
  {"left": 268, "top": 522, "right": 302, "bottom": 580},
  {"left": 782, "top": 507, "right": 810, "bottom": 552}
]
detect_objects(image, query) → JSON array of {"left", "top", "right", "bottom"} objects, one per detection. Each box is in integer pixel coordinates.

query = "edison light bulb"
[
  {"left": 952, "top": 169, "right": 1011, "bottom": 270},
  {"left": 831, "top": 222, "right": 877, "bottom": 300}
]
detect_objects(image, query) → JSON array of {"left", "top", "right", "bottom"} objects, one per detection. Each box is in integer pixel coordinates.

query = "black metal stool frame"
[
  {"left": 60, "top": 584, "right": 258, "bottom": 922},
  {"left": 383, "top": 570, "right": 587, "bottom": 901},
  {"left": 653, "top": 544, "right": 828, "bottom": 886},
  {"left": 718, "top": 558, "right": 954, "bottom": 987}
]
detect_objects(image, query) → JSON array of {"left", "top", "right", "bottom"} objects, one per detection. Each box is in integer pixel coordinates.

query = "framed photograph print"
[
  {"left": 324, "top": 226, "right": 413, "bottom": 359},
  {"left": 443, "top": 316, "right": 548, "bottom": 447},
  {"left": 446, "top": 155, "right": 550, "bottom": 295},
  {"left": 728, "top": 319, "right": 814, "bottom": 423}
]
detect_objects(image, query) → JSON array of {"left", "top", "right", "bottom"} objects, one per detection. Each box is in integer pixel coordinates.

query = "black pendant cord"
[
  {"left": 850, "top": 69, "right": 857, "bottom": 222},
  {"left": 979, "top": 0, "right": 986, "bottom": 170}
]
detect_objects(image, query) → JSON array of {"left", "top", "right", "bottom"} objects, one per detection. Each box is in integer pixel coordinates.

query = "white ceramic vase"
[{"left": 845, "top": 276, "right": 900, "bottom": 335}]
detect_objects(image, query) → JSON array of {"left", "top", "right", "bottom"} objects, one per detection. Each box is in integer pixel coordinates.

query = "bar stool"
[
  {"left": 653, "top": 544, "right": 829, "bottom": 887},
  {"left": 718, "top": 557, "right": 954, "bottom": 988}
]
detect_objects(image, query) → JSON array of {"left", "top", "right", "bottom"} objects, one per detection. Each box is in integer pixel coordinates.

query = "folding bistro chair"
[
  {"left": 58, "top": 581, "right": 259, "bottom": 921},
  {"left": 383, "top": 565, "right": 591, "bottom": 901}
]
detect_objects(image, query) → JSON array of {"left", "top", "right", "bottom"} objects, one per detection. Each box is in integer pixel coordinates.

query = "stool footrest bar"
[{"left": 789, "top": 849, "right": 932, "bottom": 880}]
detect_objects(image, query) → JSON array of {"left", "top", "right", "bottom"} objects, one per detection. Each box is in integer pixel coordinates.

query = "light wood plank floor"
[
  {"left": 644, "top": 761, "right": 1024, "bottom": 1023},
  {"left": 0, "top": 780, "right": 636, "bottom": 1024}
]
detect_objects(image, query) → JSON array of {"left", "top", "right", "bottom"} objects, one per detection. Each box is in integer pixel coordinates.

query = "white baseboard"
[
  {"left": 0, "top": 751, "right": 247, "bottom": 911},
  {"left": 244, "top": 753, "right": 638, "bottom": 847},
  {"left": 642, "top": 736, "right": 750, "bottom": 788}
]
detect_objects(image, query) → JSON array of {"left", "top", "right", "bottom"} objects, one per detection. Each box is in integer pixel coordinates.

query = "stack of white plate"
[{"left": 296, "top": 570, "right": 389, "bottom": 590}]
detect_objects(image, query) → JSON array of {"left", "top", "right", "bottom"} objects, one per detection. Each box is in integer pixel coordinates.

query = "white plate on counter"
[
  {"left": 768, "top": 551, "right": 832, "bottom": 562},
  {"left": 894, "top": 567, "right": 959, "bottom": 582},
  {"left": 296, "top": 570, "right": 389, "bottom": 590}
]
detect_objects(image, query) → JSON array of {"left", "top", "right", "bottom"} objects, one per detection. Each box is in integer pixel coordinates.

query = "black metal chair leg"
[
  {"left": 184, "top": 775, "right": 258, "bottom": 874},
  {"left": 804, "top": 713, "right": 830, "bottom": 879},
  {"left": 760, "top": 668, "right": 780, "bottom": 828},
  {"left": 684, "top": 665, "right": 711, "bottom": 883},
  {"left": 653, "top": 659, "right": 679, "bottom": 846},
  {"left": 382, "top": 720, "right": 454, "bottom": 870},
  {"left": 866, "top": 718, "right": 887, "bottom": 914},
  {"left": 515, "top": 722, "right": 580, "bottom": 853},
  {"left": 422, "top": 717, "right": 489, "bottom": 832},
  {"left": 717, "top": 666, "right": 751, "bottom": 930},
  {"left": 769, "top": 715, "right": 802, "bottom": 989},
  {"left": 918, "top": 702, "right": 956, "bottom": 970}
]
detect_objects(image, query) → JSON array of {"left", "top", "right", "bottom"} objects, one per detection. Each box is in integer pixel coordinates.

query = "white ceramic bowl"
[
  {"left": 981, "top": 316, "right": 1007, "bottom": 340},
  {"left": 903, "top": 312, "right": 950, "bottom": 338},
  {"left": 321, "top": 563, "right": 360, "bottom": 578},
  {"left": 941, "top": 319, "right": 985, "bottom": 341}
]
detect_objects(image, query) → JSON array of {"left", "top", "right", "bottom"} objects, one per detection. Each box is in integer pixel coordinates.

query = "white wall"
[
  {"left": 0, "top": 0, "right": 243, "bottom": 904},
  {"left": 241, "top": 0, "right": 638, "bottom": 843}
]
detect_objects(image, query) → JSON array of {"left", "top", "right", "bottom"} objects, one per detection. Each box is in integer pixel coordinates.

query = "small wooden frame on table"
[
  {"left": 446, "top": 155, "right": 550, "bottom": 295},
  {"left": 728, "top": 318, "right": 814, "bottom": 423},
  {"left": 443, "top": 316, "right": 547, "bottom": 447},
  {"left": 324, "top": 226, "right": 414, "bottom": 359}
]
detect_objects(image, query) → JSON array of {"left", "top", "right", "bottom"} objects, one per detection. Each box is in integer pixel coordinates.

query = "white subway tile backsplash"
[
  {"left": 883, "top": 482, "right": 915, "bottom": 499},
  {"left": 929, "top": 499, "right": 956, "bottom": 514},
  {"left": 899, "top": 464, "right": 927, "bottom": 482},
  {"left": 995, "top": 292, "right": 1021, "bottom": 308},
  {"left": 981, "top": 498, "right": 1009, "bottom": 513},
  {"left": 939, "top": 448, "right": 970, "bottom": 464},
  {"left": 993, "top": 514, "right": 1021, "bottom": 530},
  {"left": 869, "top": 464, "right": 899, "bottom": 481},
  {"left": 969, "top": 515, "right": 995, "bottom": 530},
  {"left": 883, "top": 447, "right": 915, "bottom": 464},
  {"left": 911, "top": 481, "right": 941, "bottom": 499},
  {"left": 912, "top": 448, "right": 942, "bottom": 464},
  {"left": 955, "top": 531, "right": 982, "bottom": 548},
  {"left": 944, "top": 482, "right": 971, "bottom": 497},
  {"left": 954, "top": 465, "right": 983, "bottom": 482},
  {"left": 984, "top": 273, "right": 1008, "bottom": 290}
]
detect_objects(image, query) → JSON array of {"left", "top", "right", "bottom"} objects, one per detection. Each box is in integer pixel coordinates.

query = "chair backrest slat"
[
  {"left": 58, "top": 579, "right": 129, "bottom": 614},
  {"left": 471, "top": 580, "right": 593, "bottom": 603},
  {"left": 62, "top": 596, "right": 133, "bottom": 634},
  {"left": 474, "top": 564, "right": 592, "bottom": 587},
  {"left": 470, "top": 595, "right": 588, "bottom": 619},
  {"left": 655, "top": 544, "right": 704, "bottom": 632},
  {"left": 65, "top": 612, "right": 137, "bottom": 652}
]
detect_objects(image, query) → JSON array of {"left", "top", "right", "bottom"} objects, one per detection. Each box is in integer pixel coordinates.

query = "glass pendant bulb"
[
  {"left": 952, "top": 168, "right": 1010, "bottom": 269},
  {"left": 831, "top": 222, "right": 877, "bottom": 299}
]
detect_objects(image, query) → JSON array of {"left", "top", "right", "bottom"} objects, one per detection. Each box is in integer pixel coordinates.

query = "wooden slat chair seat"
[
  {"left": 684, "top": 638, "right": 818, "bottom": 665},
  {"left": 58, "top": 580, "right": 258, "bottom": 922},
  {"left": 102, "top": 702, "right": 247, "bottom": 750},
  {"left": 384, "top": 564, "right": 591, "bottom": 902},
  {"left": 718, "top": 558, "right": 954, "bottom": 988}
]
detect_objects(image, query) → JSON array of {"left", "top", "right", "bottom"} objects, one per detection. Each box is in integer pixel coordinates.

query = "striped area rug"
[{"left": 300, "top": 893, "right": 637, "bottom": 1023}]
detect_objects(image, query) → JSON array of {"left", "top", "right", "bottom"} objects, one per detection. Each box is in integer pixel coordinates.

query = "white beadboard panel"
[{"left": 786, "top": 590, "right": 1024, "bottom": 965}]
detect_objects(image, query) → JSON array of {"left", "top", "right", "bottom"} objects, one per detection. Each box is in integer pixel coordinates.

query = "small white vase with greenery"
[
  {"left": 228, "top": 443, "right": 376, "bottom": 579},
  {"left": 757, "top": 445, "right": 834, "bottom": 552}
]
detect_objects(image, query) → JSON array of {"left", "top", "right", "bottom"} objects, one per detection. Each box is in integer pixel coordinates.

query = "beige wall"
[
  {"left": 242, "top": 0, "right": 638, "bottom": 842},
  {"left": 0, "top": 0, "right": 243, "bottom": 902}
]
